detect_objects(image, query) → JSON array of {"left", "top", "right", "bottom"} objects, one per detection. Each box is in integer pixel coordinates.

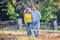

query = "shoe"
[{"left": 30, "top": 35, "right": 35, "bottom": 40}]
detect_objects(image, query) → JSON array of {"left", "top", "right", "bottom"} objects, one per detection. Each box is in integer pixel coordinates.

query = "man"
[{"left": 31, "top": 6, "right": 41, "bottom": 37}]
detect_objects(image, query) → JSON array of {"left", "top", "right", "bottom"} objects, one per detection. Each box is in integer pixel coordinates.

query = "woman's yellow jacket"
[{"left": 24, "top": 13, "right": 32, "bottom": 23}]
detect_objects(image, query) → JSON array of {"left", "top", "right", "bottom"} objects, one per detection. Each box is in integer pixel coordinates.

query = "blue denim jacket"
[{"left": 31, "top": 11, "right": 41, "bottom": 22}]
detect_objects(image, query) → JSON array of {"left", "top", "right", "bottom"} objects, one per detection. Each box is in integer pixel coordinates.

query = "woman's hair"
[{"left": 24, "top": 8, "right": 31, "bottom": 13}]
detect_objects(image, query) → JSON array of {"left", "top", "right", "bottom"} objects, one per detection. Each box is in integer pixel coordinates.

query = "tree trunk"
[{"left": 53, "top": 20, "right": 57, "bottom": 30}]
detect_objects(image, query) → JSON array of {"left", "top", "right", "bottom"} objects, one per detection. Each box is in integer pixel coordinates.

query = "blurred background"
[{"left": 0, "top": 0, "right": 60, "bottom": 31}]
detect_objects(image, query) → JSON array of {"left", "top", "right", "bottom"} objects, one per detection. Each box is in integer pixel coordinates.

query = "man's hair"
[{"left": 31, "top": 6, "right": 36, "bottom": 10}]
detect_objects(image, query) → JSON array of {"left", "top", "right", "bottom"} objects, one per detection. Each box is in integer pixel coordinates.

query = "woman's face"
[
  {"left": 26, "top": 10, "right": 31, "bottom": 13},
  {"left": 26, "top": 10, "right": 30, "bottom": 13}
]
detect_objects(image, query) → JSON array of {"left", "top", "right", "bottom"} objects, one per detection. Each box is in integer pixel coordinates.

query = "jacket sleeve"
[{"left": 38, "top": 12, "right": 42, "bottom": 20}]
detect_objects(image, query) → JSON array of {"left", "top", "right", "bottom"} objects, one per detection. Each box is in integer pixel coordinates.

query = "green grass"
[
  {"left": 19, "top": 29, "right": 60, "bottom": 33},
  {"left": 0, "top": 29, "right": 60, "bottom": 33},
  {"left": 40, "top": 30, "right": 60, "bottom": 33}
]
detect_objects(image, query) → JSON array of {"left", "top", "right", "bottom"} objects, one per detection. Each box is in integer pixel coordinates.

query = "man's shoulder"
[{"left": 36, "top": 11, "right": 40, "bottom": 13}]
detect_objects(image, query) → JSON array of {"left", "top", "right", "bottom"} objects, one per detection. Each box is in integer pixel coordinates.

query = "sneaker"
[{"left": 30, "top": 35, "right": 35, "bottom": 40}]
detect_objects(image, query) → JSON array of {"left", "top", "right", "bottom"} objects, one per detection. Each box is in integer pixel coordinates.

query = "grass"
[
  {"left": 0, "top": 30, "right": 60, "bottom": 35},
  {"left": 0, "top": 29, "right": 60, "bottom": 33},
  {"left": 40, "top": 30, "right": 60, "bottom": 33}
]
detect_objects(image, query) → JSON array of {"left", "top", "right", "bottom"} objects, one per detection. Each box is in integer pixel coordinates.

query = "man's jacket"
[{"left": 31, "top": 11, "right": 41, "bottom": 22}]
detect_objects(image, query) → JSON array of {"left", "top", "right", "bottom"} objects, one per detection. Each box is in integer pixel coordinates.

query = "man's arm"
[{"left": 38, "top": 12, "right": 42, "bottom": 20}]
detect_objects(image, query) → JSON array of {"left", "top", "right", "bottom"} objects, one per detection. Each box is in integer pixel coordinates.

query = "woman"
[{"left": 24, "top": 8, "right": 32, "bottom": 36}]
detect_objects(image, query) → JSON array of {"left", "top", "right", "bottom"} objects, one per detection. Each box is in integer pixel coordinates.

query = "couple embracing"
[{"left": 24, "top": 7, "right": 41, "bottom": 38}]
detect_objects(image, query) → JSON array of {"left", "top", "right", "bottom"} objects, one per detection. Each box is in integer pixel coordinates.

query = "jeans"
[
  {"left": 26, "top": 21, "right": 40, "bottom": 37},
  {"left": 32, "top": 21, "right": 40, "bottom": 37},
  {"left": 26, "top": 23, "right": 32, "bottom": 36}
]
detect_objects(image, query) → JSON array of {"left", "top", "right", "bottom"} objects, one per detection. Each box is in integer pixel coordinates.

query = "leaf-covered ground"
[{"left": 0, "top": 31, "right": 60, "bottom": 40}]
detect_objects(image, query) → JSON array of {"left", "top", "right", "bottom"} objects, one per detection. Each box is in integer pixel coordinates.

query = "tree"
[
  {"left": 37, "top": 0, "right": 57, "bottom": 22},
  {"left": 7, "top": 2, "right": 19, "bottom": 20}
]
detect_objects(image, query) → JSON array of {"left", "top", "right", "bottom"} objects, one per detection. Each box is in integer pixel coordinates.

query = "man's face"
[{"left": 32, "top": 8, "right": 36, "bottom": 12}]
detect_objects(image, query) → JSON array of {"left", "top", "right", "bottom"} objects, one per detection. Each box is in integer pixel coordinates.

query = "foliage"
[
  {"left": 12, "top": 0, "right": 17, "bottom": 6},
  {"left": 7, "top": 2, "right": 19, "bottom": 20},
  {"left": 37, "top": 0, "right": 57, "bottom": 21}
]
